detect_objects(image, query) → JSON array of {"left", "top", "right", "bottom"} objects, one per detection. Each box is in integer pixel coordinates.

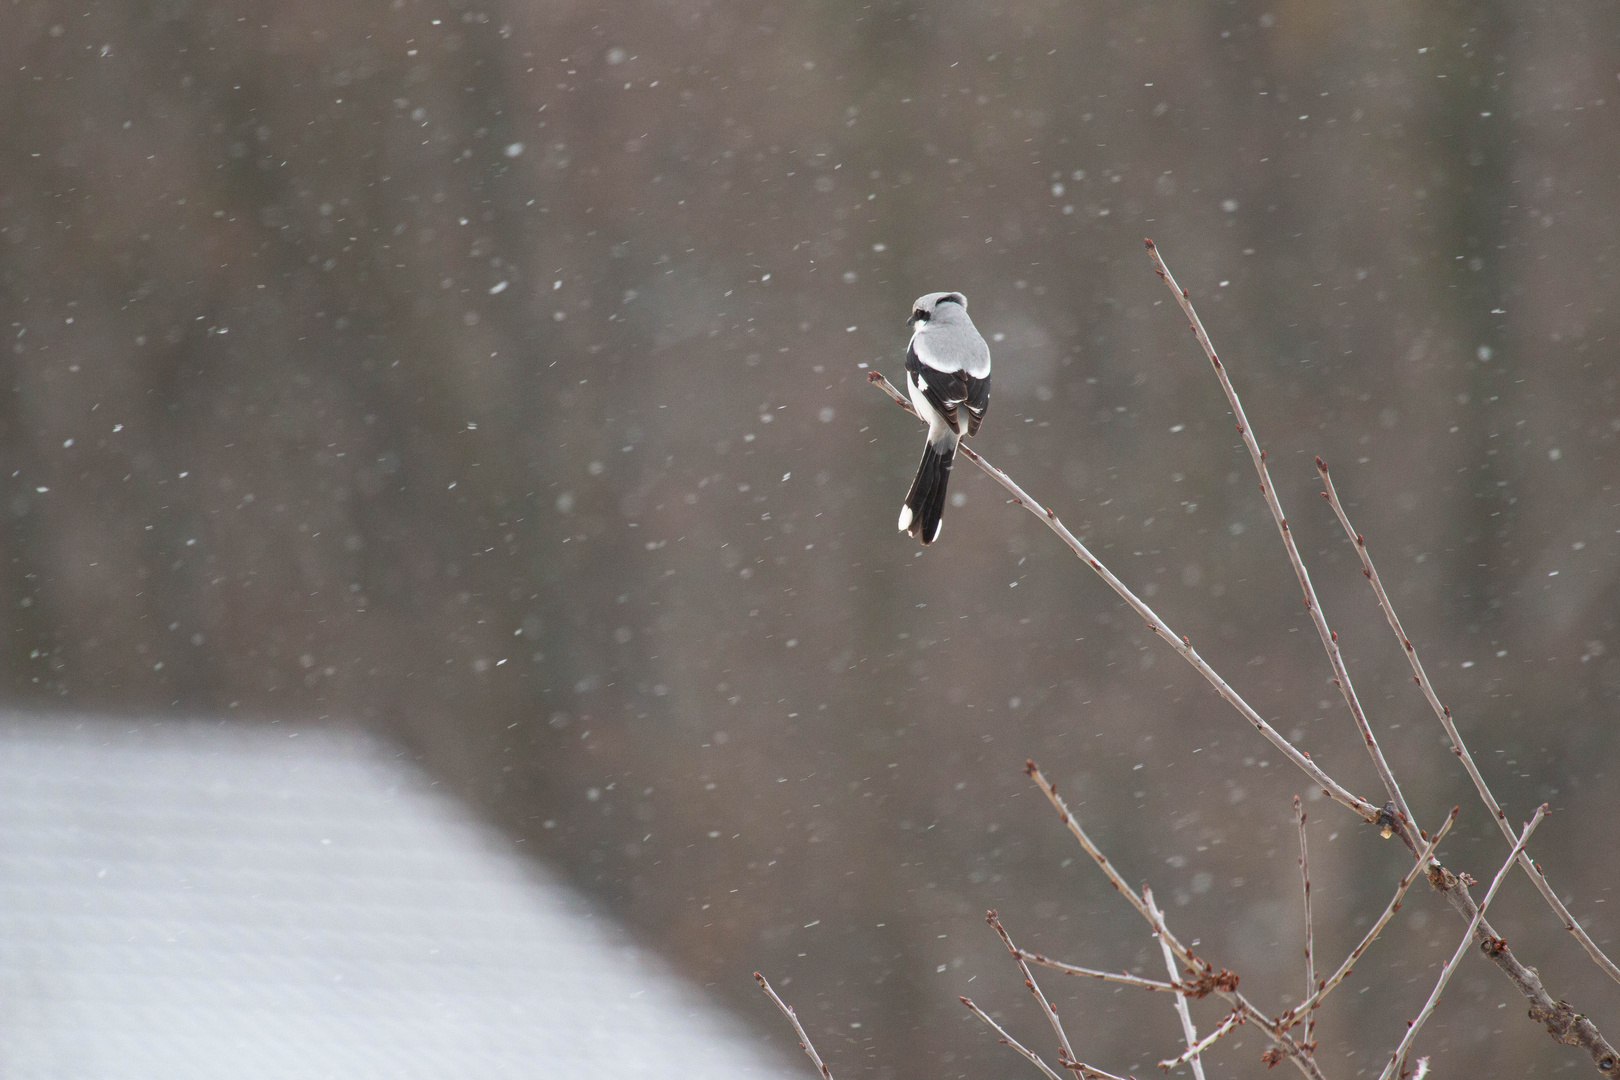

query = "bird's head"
[{"left": 907, "top": 291, "right": 968, "bottom": 327}]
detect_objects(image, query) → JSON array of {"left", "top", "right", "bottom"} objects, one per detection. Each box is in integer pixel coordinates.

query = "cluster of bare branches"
[{"left": 756, "top": 242, "right": 1619, "bottom": 1079}]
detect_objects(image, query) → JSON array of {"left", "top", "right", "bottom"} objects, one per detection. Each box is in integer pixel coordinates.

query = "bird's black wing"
[
  {"left": 906, "top": 343, "right": 968, "bottom": 434},
  {"left": 964, "top": 373, "right": 990, "bottom": 437}
]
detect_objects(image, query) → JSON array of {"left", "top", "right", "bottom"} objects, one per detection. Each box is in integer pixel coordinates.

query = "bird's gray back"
[{"left": 918, "top": 310, "right": 991, "bottom": 379}]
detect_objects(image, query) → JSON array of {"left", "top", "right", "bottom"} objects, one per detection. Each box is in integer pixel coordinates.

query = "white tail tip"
[{"left": 897, "top": 505, "right": 913, "bottom": 532}]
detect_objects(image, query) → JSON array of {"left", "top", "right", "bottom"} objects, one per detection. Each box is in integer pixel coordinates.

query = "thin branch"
[
  {"left": 1145, "top": 887, "right": 1207, "bottom": 1080},
  {"left": 1157, "top": 1010, "right": 1243, "bottom": 1072},
  {"left": 1020, "top": 761, "right": 1167, "bottom": 944},
  {"left": 1427, "top": 839, "right": 1619, "bottom": 1073},
  {"left": 988, "top": 910, "right": 1082, "bottom": 1071},
  {"left": 1023, "top": 761, "right": 1328, "bottom": 1080},
  {"left": 873, "top": 368, "right": 1379, "bottom": 826},
  {"left": 961, "top": 995, "right": 1135, "bottom": 1080},
  {"left": 960, "top": 996, "right": 1066, "bottom": 1080},
  {"left": 1376, "top": 806, "right": 1549, "bottom": 1080},
  {"left": 1143, "top": 238, "right": 1417, "bottom": 846},
  {"left": 1294, "top": 797, "right": 1317, "bottom": 1054},
  {"left": 754, "top": 972, "right": 834, "bottom": 1080},
  {"left": 1280, "top": 808, "right": 1459, "bottom": 1028},
  {"left": 872, "top": 330, "right": 1620, "bottom": 1075},
  {"left": 1316, "top": 456, "right": 1620, "bottom": 986},
  {"left": 1019, "top": 953, "right": 1178, "bottom": 993}
]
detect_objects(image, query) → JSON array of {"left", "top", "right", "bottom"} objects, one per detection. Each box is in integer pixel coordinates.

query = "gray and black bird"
[{"left": 896, "top": 291, "right": 992, "bottom": 545}]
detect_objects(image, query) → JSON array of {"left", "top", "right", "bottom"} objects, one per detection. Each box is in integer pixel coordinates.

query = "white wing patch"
[{"left": 907, "top": 370, "right": 953, "bottom": 444}]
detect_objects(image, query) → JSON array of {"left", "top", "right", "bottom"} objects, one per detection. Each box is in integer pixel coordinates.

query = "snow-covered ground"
[{"left": 0, "top": 715, "right": 794, "bottom": 1079}]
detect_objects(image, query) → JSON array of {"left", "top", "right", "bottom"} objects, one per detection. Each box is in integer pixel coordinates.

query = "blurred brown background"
[{"left": 3, "top": 0, "right": 1618, "bottom": 1075}]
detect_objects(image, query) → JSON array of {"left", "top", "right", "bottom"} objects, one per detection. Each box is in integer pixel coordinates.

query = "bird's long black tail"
[{"left": 898, "top": 438, "right": 956, "bottom": 545}]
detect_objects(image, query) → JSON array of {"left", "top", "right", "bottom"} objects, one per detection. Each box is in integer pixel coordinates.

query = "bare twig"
[
  {"left": 1019, "top": 953, "right": 1178, "bottom": 993},
  {"left": 1294, "top": 797, "right": 1317, "bottom": 1054},
  {"left": 873, "top": 367, "right": 1377, "bottom": 824},
  {"left": 1428, "top": 847, "right": 1619, "bottom": 1073},
  {"left": 1020, "top": 761, "right": 1168, "bottom": 943},
  {"left": 1157, "top": 1010, "right": 1243, "bottom": 1072},
  {"left": 1316, "top": 456, "right": 1620, "bottom": 987},
  {"left": 1024, "top": 761, "right": 1327, "bottom": 1080},
  {"left": 1375, "top": 806, "right": 1549, "bottom": 1080},
  {"left": 988, "top": 910, "right": 1083, "bottom": 1071},
  {"left": 1143, "top": 238, "right": 1417, "bottom": 846},
  {"left": 961, "top": 996, "right": 1135, "bottom": 1080},
  {"left": 1280, "top": 808, "right": 1459, "bottom": 1028},
  {"left": 960, "top": 996, "right": 1066, "bottom": 1080},
  {"left": 754, "top": 972, "right": 834, "bottom": 1080},
  {"left": 1145, "top": 887, "right": 1207, "bottom": 1080}
]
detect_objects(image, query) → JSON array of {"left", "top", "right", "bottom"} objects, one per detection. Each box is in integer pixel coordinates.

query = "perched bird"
[{"left": 897, "top": 291, "right": 992, "bottom": 545}]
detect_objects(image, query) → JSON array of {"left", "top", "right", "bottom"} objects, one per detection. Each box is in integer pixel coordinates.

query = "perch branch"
[
  {"left": 1316, "top": 456, "right": 1620, "bottom": 986},
  {"left": 755, "top": 972, "right": 834, "bottom": 1080},
  {"left": 1375, "top": 806, "right": 1548, "bottom": 1080},
  {"left": 871, "top": 367, "right": 1380, "bottom": 828}
]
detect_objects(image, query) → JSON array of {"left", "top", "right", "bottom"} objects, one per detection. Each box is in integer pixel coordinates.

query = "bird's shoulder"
[
  {"left": 909, "top": 328, "right": 963, "bottom": 374},
  {"left": 914, "top": 320, "right": 990, "bottom": 379}
]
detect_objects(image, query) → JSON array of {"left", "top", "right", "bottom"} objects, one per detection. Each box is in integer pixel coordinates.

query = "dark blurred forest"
[{"left": 3, "top": 0, "right": 1619, "bottom": 1076}]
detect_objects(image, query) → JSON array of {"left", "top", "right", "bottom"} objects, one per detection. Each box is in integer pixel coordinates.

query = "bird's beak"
[{"left": 906, "top": 313, "right": 918, "bottom": 327}]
